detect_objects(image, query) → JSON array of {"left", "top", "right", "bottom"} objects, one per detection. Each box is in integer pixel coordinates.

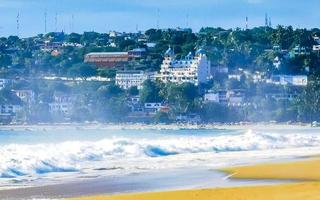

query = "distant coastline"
[{"left": 0, "top": 121, "right": 313, "bottom": 131}]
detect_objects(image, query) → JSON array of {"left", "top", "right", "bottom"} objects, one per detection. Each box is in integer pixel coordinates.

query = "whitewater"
[{"left": 1, "top": 126, "right": 320, "bottom": 188}]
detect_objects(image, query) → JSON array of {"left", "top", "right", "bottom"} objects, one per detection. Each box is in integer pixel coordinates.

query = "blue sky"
[{"left": 0, "top": 0, "right": 319, "bottom": 37}]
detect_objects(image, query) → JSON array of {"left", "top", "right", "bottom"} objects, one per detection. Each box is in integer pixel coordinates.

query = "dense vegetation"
[{"left": 1, "top": 26, "right": 320, "bottom": 124}]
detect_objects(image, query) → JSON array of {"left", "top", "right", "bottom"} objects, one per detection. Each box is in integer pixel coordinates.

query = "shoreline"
[
  {"left": 0, "top": 167, "right": 292, "bottom": 200},
  {"left": 0, "top": 122, "right": 314, "bottom": 131},
  {"left": 69, "top": 158, "right": 320, "bottom": 200},
  {"left": 70, "top": 183, "right": 320, "bottom": 200}
]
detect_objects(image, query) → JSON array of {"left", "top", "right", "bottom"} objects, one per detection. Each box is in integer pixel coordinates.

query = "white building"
[
  {"left": 0, "top": 79, "right": 11, "bottom": 90},
  {"left": 0, "top": 104, "right": 22, "bottom": 115},
  {"left": 273, "top": 56, "right": 281, "bottom": 69},
  {"left": 204, "top": 92, "right": 220, "bottom": 103},
  {"left": 14, "top": 90, "right": 35, "bottom": 104},
  {"left": 48, "top": 93, "right": 76, "bottom": 115},
  {"left": 204, "top": 90, "right": 227, "bottom": 104},
  {"left": 49, "top": 103, "right": 73, "bottom": 115},
  {"left": 204, "top": 90, "right": 245, "bottom": 106},
  {"left": 116, "top": 70, "right": 156, "bottom": 89},
  {"left": 267, "top": 75, "right": 308, "bottom": 86},
  {"left": 227, "top": 90, "right": 246, "bottom": 106},
  {"left": 158, "top": 48, "right": 210, "bottom": 86},
  {"left": 144, "top": 103, "right": 162, "bottom": 113}
]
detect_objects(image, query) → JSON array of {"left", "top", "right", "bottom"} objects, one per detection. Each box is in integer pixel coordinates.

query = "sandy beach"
[{"left": 69, "top": 158, "right": 320, "bottom": 200}]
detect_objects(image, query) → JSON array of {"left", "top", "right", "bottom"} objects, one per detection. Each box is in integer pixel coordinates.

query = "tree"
[
  {"left": 165, "top": 83, "right": 199, "bottom": 114},
  {"left": 105, "top": 97, "right": 130, "bottom": 122},
  {"left": 127, "top": 86, "right": 139, "bottom": 96},
  {"left": 296, "top": 74, "right": 320, "bottom": 122},
  {"left": 68, "top": 63, "right": 97, "bottom": 79},
  {"left": 97, "top": 83, "right": 124, "bottom": 100},
  {"left": 0, "top": 54, "right": 12, "bottom": 68},
  {"left": 154, "top": 112, "right": 171, "bottom": 124},
  {"left": 200, "top": 103, "right": 231, "bottom": 122},
  {"left": 0, "top": 89, "right": 22, "bottom": 105},
  {"left": 80, "top": 32, "right": 100, "bottom": 45},
  {"left": 98, "top": 68, "right": 116, "bottom": 78},
  {"left": 145, "top": 29, "right": 163, "bottom": 42},
  {"left": 28, "top": 103, "right": 51, "bottom": 123},
  {"left": 67, "top": 33, "right": 81, "bottom": 43},
  {"left": 140, "top": 80, "right": 163, "bottom": 103},
  {"left": 71, "top": 107, "right": 92, "bottom": 122}
]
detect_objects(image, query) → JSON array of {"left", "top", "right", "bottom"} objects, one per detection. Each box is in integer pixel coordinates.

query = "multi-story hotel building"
[{"left": 158, "top": 47, "right": 210, "bottom": 85}]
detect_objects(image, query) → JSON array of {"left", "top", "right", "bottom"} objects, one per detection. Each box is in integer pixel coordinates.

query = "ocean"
[{"left": 1, "top": 125, "right": 320, "bottom": 189}]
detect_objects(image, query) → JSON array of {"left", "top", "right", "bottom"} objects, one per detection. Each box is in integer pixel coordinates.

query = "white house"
[
  {"left": 204, "top": 92, "right": 220, "bottom": 103},
  {"left": 53, "top": 92, "right": 76, "bottom": 104},
  {"left": 0, "top": 104, "right": 22, "bottom": 115},
  {"left": 49, "top": 103, "right": 73, "bottom": 115},
  {"left": 158, "top": 48, "right": 210, "bottom": 86},
  {"left": 116, "top": 70, "right": 156, "bottom": 89},
  {"left": 144, "top": 103, "right": 162, "bottom": 113},
  {"left": 0, "top": 79, "right": 11, "bottom": 90},
  {"left": 204, "top": 90, "right": 228, "bottom": 104},
  {"left": 14, "top": 90, "right": 35, "bottom": 104},
  {"left": 268, "top": 75, "right": 308, "bottom": 86},
  {"left": 48, "top": 93, "right": 76, "bottom": 115},
  {"left": 227, "top": 90, "right": 246, "bottom": 106},
  {"left": 273, "top": 56, "right": 281, "bottom": 69},
  {"left": 204, "top": 90, "right": 245, "bottom": 106}
]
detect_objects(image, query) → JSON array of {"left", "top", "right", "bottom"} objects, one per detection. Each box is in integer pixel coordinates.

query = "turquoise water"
[
  {"left": 0, "top": 126, "right": 320, "bottom": 187},
  {"left": 0, "top": 128, "right": 236, "bottom": 145}
]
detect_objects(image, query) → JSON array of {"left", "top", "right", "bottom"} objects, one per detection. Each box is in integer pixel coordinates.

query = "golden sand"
[
  {"left": 222, "top": 159, "right": 320, "bottom": 181},
  {"left": 69, "top": 159, "right": 320, "bottom": 200}
]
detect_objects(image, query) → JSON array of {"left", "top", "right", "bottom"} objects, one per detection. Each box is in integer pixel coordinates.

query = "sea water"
[{"left": 1, "top": 126, "right": 320, "bottom": 188}]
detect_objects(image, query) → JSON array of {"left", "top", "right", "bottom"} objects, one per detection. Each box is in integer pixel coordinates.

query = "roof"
[
  {"left": 165, "top": 47, "right": 174, "bottom": 56},
  {"left": 196, "top": 49, "right": 206, "bottom": 55},
  {"left": 86, "top": 52, "right": 128, "bottom": 56},
  {"left": 129, "top": 48, "right": 146, "bottom": 52},
  {"left": 116, "top": 70, "right": 144, "bottom": 74}
]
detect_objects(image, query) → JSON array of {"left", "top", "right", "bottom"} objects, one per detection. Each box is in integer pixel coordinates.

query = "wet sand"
[
  {"left": 69, "top": 159, "right": 320, "bottom": 200},
  {"left": 0, "top": 167, "right": 289, "bottom": 200}
]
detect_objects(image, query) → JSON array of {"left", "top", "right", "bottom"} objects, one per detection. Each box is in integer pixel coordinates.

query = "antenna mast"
[
  {"left": 16, "top": 12, "right": 20, "bottom": 37},
  {"left": 156, "top": 8, "right": 160, "bottom": 29},
  {"left": 55, "top": 12, "right": 58, "bottom": 32},
  {"left": 269, "top": 17, "right": 272, "bottom": 27},
  {"left": 186, "top": 13, "right": 189, "bottom": 28},
  {"left": 71, "top": 14, "right": 74, "bottom": 33},
  {"left": 246, "top": 16, "right": 248, "bottom": 30},
  {"left": 265, "top": 13, "right": 268, "bottom": 27},
  {"left": 44, "top": 10, "right": 47, "bottom": 33}
]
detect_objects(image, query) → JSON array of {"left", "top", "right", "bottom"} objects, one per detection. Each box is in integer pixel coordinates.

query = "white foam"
[{"left": 1, "top": 129, "right": 320, "bottom": 185}]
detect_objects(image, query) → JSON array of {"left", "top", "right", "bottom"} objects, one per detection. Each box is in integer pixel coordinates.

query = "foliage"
[
  {"left": 154, "top": 112, "right": 171, "bottom": 124},
  {"left": 140, "top": 80, "right": 163, "bottom": 103}
]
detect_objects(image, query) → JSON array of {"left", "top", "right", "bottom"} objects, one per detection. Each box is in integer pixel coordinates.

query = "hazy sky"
[{"left": 0, "top": 0, "right": 319, "bottom": 37}]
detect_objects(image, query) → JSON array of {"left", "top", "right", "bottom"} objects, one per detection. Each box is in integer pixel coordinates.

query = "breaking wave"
[{"left": 1, "top": 130, "right": 320, "bottom": 178}]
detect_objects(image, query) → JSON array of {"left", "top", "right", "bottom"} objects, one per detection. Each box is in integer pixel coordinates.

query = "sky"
[{"left": 0, "top": 0, "right": 319, "bottom": 37}]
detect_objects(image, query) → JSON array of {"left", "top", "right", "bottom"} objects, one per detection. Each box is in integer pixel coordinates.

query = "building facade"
[
  {"left": 85, "top": 52, "right": 129, "bottom": 68},
  {"left": 14, "top": 90, "right": 35, "bottom": 104},
  {"left": 268, "top": 75, "right": 308, "bottom": 86},
  {"left": 49, "top": 103, "right": 73, "bottom": 115},
  {"left": 85, "top": 49, "right": 147, "bottom": 68},
  {"left": 116, "top": 70, "right": 156, "bottom": 89},
  {"left": 0, "top": 79, "right": 11, "bottom": 90},
  {"left": 158, "top": 48, "right": 210, "bottom": 86}
]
